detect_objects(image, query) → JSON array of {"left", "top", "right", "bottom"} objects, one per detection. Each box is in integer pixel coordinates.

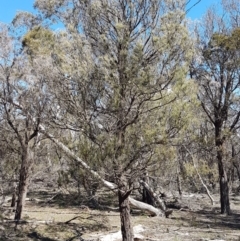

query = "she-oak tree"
[
  {"left": 0, "top": 0, "right": 199, "bottom": 240},
  {"left": 32, "top": 0, "right": 196, "bottom": 240}
]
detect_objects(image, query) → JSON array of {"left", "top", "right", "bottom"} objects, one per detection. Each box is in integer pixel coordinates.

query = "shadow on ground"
[
  {"left": 172, "top": 208, "right": 240, "bottom": 230},
  {"left": 28, "top": 231, "right": 57, "bottom": 241},
  {"left": 28, "top": 190, "right": 118, "bottom": 211}
]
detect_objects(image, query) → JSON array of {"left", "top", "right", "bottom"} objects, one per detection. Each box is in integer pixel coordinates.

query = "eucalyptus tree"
[
  {"left": 191, "top": 0, "right": 240, "bottom": 214},
  {"left": 0, "top": 122, "right": 20, "bottom": 207},
  {"left": 0, "top": 23, "right": 52, "bottom": 223},
  {"left": 32, "top": 0, "right": 196, "bottom": 239}
]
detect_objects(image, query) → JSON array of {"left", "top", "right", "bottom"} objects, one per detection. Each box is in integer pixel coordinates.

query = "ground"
[{"left": 1, "top": 190, "right": 240, "bottom": 241}]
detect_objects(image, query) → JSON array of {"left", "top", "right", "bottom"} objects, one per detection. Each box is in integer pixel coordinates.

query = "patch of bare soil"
[{"left": 1, "top": 191, "right": 240, "bottom": 241}]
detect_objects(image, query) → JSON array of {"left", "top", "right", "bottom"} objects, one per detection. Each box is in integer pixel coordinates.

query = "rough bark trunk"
[
  {"left": 142, "top": 187, "right": 154, "bottom": 205},
  {"left": 140, "top": 180, "right": 166, "bottom": 216},
  {"left": 233, "top": 162, "right": 240, "bottom": 182},
  {"left": 14, "top": 147, "right": 31, "bottom": 222},
  {"left": 218, "top": 158, "right": 230, "bottom": 214},
  {"left": 215, "top": 126, "right": 230, "bottom": 215},
  {"left": 142, "top": 172, "right": 154, "bottom": 205},
  {"left": 228, "top": 144, "right": 236, "bottom": 193},
  {"left": 11, "top": 192, "right": 16, "bottom": 208},
  {"left": 228, "top": 166, "right": 234, "bottom": 194},
  {"left": 177, "top": 159, "right": 182, "bottom": 198},
  {"left": 11, "top": 177, "right": 17, "bottom": 208},
  {"left": 118, "top": 188, "right": 133, "bottom": 241}
]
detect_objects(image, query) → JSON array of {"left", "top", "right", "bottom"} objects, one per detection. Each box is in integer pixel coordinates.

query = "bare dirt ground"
[{"left": 1, "top": 190, "right": 240, "bottom": 241}]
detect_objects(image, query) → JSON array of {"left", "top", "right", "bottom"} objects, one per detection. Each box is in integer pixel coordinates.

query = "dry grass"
[{"left": 1, "top": 191, "right": 240, "bottom": 240}]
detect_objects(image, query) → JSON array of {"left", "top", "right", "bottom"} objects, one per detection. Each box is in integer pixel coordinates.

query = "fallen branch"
[
  {"left": 0, "top": 219, "right": 53, "bottom": 224},
  {"left": 39, "top": 126, "right": 164, "bottom": 217},
  {"left": 65, "top": 216, "right": 81, "bottom": 224},
  {"left": 184, "top": 146, "right": 215, "bottom": 205}
]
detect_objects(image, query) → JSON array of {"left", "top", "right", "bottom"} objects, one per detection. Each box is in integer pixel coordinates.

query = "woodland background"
[{"left": 1, "top": 0, "right": 240, "bottom": 240}]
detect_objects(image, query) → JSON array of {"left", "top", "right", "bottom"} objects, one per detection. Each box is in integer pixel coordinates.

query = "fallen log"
[
  {"left": 0, "top": 219, "right": 53, "bottom": 224},
  {"left": 39, "top": 126, "right": 165, "bottom": 217}
]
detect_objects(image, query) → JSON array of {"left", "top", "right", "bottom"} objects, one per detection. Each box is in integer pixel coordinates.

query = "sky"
[
  {"left": 0, "top": 0, "right": 221, "bottom": 24},
  {"left": 187, "top": 0, "right": 220, "bottom": 19},
  {"left": 0, "top": 1, "right": 36, "bottom": 23}
]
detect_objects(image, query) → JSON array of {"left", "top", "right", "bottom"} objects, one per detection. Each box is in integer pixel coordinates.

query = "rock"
[{"left": 99, "top": 225, "right": 145, "bottom": 241}]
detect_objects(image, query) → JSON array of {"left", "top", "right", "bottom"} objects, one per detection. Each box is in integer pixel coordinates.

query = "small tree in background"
[
  {"left": 0, "top": 23, "right": 52, "bottom": 223},
  {"left": 191, "top": 0, "right": 240, "bottom": 214}
]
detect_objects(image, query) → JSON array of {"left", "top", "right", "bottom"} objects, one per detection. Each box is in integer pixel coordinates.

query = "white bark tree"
[{"left": 0, "top": 23, "right": 51, "bottom": 223}]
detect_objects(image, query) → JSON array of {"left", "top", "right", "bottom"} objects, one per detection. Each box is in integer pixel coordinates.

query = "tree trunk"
[
  {"left": 140, "top": 180, "right": 166, "bottom": 216},
  {"left": 118, "top": 188, "right": 133, "bottom": 241},
  {"left": 218, "top": 157, "right": 230, "bottom": 214},
  {"left": 11, "top": 177, "right": 17, "bottom": 208},
  {"left": 11, "top": 192, "right": 16, "bottom": 208},
  {"left": 14, "top": 147, "right": 31, "bottom": 222},
  {"left": 142, "top": 187, "right": 154, "bottom": 205},
  {"left": 215, "top": 126, "right": 230, "bottom": 215},
  {"left": 228, "top": 144, "right": 236, "bottom": 193},
  {"left": 177, "top": 159, "right": 182, "bottom": 198},
  {"left": 233, "top": 162, "right": 240, "bottom": 182},
  {"left": 142, "top": 171, "right": 154, "bottom": 205},
  {"left": 228, "top": 166, "right": 234, "bottom": 194}
]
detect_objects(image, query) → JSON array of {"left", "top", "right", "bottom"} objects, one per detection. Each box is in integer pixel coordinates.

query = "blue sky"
[
  {"left": 0, "top": 1, "right": 36, "bottom": 23},
  {"left": 187, "top": 0, "right": 220, "bottom": 19},
  {"left": 0, "top": 0, "right": 220, "bottom": 24}
]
